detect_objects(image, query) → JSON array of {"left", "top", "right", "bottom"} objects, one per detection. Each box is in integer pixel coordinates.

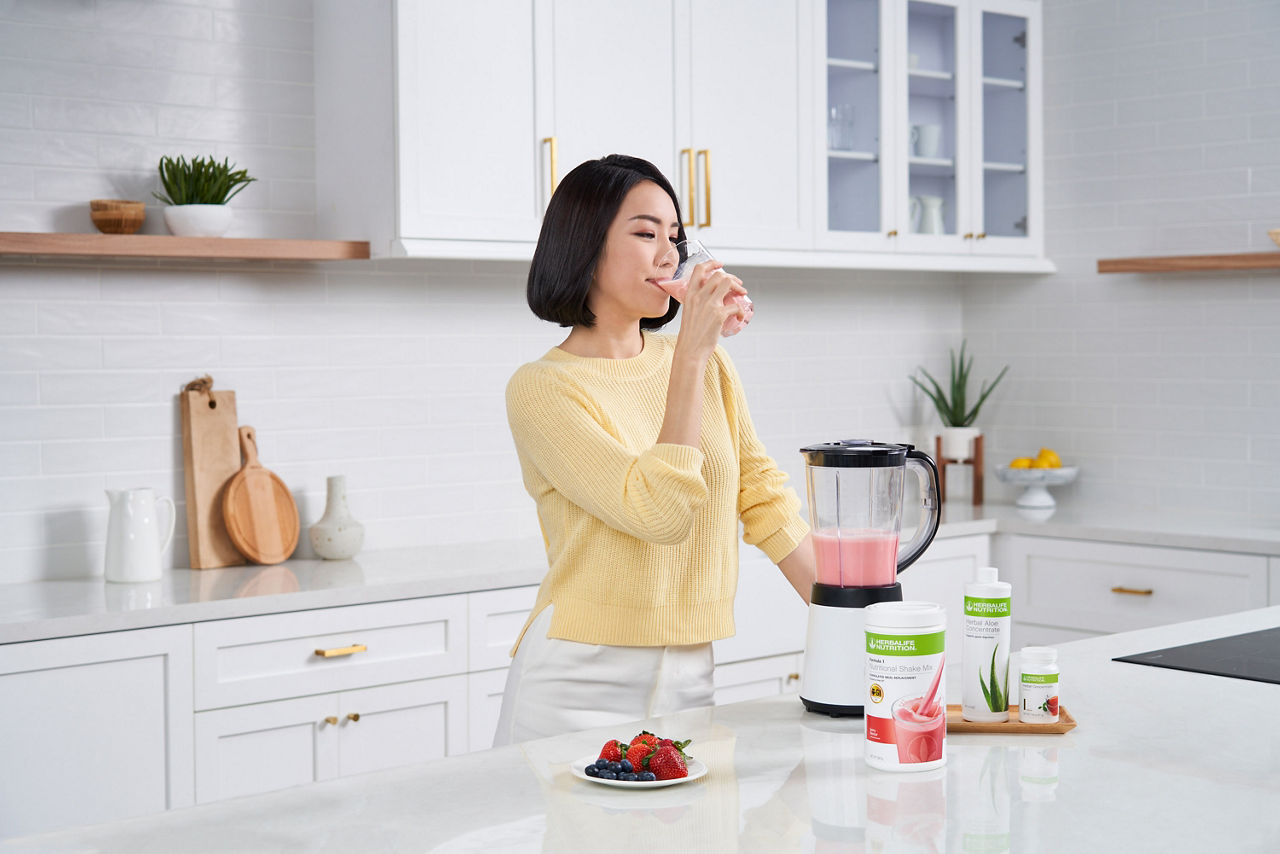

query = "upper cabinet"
[
  {"left": 818, "top": 0, "right": 1045, "bottom": 265},
  {"left": 315, "top": 1, "right": 1050, "bottom": 272}
]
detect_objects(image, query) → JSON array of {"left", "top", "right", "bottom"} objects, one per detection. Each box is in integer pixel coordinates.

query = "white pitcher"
[
  {"left": 910, "top": 195, "right": 945, "bottom": 235},
  {"left": 104, "top": 488, "right": 175, "bottom": 583}
]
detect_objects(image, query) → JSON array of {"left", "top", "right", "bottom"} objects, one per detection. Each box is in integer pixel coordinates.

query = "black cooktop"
[{"left": 1113, "top": 627, "right": 1280, "bottom": 685}]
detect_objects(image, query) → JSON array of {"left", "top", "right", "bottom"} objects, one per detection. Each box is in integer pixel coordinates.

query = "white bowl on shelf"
[{"left": 994, "top": 465, "right": 1079, "bottom": 508}]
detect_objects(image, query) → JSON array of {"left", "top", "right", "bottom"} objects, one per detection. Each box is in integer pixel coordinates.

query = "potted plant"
[
  {"left": 152, "top": 155, "right": 256, "bottom": 237},
  {"left": 909, "top": 340, "right": 1009, "bottom": 461}
]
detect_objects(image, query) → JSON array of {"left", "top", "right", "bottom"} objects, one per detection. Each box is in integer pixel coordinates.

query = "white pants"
[{"left": 492, "top": 605, "right": 715, "bottom": 747}]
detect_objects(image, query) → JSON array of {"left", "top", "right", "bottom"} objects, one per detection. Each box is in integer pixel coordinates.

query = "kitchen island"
[{"left": 5, "top": 606, "right": 1277, "bottom": 853}]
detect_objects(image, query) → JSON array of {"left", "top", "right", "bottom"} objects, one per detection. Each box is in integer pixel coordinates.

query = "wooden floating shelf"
[
  {"left": 0, "top": 232, "right": 370, "bottom": 262},
  {"left": 1097, "top": 252, "right": 1280, "bottom": 274}
]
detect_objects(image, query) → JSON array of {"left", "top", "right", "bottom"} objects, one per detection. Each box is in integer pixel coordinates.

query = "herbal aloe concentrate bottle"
[{"left": 962, "top": 567, "right": 1012, "bottom": 722}]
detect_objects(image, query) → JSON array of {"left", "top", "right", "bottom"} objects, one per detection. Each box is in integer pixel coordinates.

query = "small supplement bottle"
[
  {"left": 864, "top": 601, "right": 947, "bottom": 772},
  {"left": 1018, "top": 647, "right": 1060, "bottom": 724}
]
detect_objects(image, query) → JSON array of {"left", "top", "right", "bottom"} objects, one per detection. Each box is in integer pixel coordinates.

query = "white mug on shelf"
[{"left": 910, "top": 124, "right": 942, "bottom": 158}]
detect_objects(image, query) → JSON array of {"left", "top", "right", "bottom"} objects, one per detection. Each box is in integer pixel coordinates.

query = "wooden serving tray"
[{"left": 945, "top": 704, "right": 1077, "bottom": 735}]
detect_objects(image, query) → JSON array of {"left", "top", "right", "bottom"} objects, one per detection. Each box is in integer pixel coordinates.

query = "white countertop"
[
  {"left": 6, "top": 605, "right": 1278, "bottom": 853},
  {"left": 3, "top": 503, "right": 1278, "bottom": 646}
]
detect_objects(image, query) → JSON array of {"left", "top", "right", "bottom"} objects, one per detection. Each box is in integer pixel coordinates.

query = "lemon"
[
  {"left": 1009, "top": 457, "right": 1033, "bottom": 469},
  {"left": 1036, "top": 447, "right": 1062, "bottom": 468}
]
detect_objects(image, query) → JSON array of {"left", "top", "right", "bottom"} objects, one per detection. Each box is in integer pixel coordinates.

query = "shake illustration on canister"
[{"left": 864, "top": 601, "right": 947, "bottom": 772}]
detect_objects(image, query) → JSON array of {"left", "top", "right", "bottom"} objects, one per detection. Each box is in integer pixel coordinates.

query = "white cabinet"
[
  {"left": 191, "top": 596, "right": 469, "bottom": 803},
  {"left": 0, "top": 626, "right": 193, "bottom": 839},
  {"left": 714, "top": 653, "right": 803, "bottom": 706},
  {"left": 817, "top": 0, "right": 1044, "bottom": 264},
  {"left": 193, "top": 676, "right": 467, "bottom": 803},
  {"left": 999, "top": 535, "right": 1270, "bottom": 639},
  {"left": 1271, "top": 557, "right": 1279, "bottom": 606},
  {"left": 467, "top": 669, "right": 510, "bottom": 753},
  {"left": 679, "top": 0, "right": 814, "bottom": 251},
  {"left": 899, "top": 532, "right": 992, "bottom": 666}
]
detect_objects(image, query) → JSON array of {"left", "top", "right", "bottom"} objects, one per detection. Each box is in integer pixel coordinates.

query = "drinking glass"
[{"left": 657, "top": 239, "right": 754, "bottom": 337}]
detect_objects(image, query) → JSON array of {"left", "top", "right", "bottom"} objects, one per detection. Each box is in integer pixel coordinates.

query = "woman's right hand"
[{"left": 675, "top": 261, "right": 747, "bottom": 359}]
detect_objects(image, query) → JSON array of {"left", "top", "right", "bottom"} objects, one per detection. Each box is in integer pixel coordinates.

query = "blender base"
[{"left": 801, "top": 696, "right": 864, "bottom": 717}]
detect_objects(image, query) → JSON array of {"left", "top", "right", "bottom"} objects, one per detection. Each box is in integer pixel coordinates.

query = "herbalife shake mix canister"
[{"left": 864, "top": 601, "right": 947, "bottom": 772}]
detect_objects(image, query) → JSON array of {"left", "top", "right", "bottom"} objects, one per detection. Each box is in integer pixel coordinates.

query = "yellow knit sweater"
[{"left": 506, "top": 331, "right": 809, "bottom": 653}]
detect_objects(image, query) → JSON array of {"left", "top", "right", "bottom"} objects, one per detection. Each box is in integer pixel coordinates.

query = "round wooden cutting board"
[{"left": 222, "top": 426, "right": 299, "bottom": 565}]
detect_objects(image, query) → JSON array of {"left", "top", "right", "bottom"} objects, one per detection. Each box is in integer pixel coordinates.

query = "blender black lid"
[{"left": 800, "top": 440, "right": 912, "bottom": 468}]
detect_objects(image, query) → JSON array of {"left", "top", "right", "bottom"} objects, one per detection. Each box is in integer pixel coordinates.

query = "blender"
[{"left": 798, "top": 440, "right": 941, "bottom": 716}]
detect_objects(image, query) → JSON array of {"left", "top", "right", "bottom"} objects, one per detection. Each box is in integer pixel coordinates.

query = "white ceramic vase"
[
  {"left": 309, "top": 476, "right": 365, "bottom": 560},
  {"left": 939, "top": 426, "right": 981, "bottom": 461},
  {"left": 163, "top": 204, "right": 232, "bottom": 237}
]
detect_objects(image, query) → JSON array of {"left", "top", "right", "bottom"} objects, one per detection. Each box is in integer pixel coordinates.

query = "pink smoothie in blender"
[{"left": 812, "top": 530, "right": 899, "bottom": 587}]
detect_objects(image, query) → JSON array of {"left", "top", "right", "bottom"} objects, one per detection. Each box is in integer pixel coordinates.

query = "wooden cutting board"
[
  {"left": 180, "top": 379, "right": 245, "bottom": 569},
  {"left": 222, "top": 426, "right": 299, "bottom": 565}
]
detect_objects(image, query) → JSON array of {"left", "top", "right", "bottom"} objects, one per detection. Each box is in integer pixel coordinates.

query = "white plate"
[
  {"left": 570, "top": 754, "right": 708, "bottom": 789},
  {"left": 994, "top": 465, "right": 1079, "bottom": 486}
]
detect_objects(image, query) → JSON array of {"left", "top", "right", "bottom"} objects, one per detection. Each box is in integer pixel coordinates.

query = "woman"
[{"left": 494, "top": 154, "right": 816, "bottom": 746}]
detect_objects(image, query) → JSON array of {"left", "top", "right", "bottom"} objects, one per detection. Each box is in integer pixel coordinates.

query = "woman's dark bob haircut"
[{"left": 527, "top": 154, "right": 686, "bottom": 330}]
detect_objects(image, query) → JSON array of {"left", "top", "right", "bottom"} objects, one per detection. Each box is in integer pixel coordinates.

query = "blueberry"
[
  {"left": 598, "top": 770, "right": 618, "bottom": 780},
  {"left": 593, "top": 759, "right": 609, "bottom": 771},
  {"left": 584, "top": 764, "right": 600, "bottom": 777},
  {"left": 620, "top": 759, "right": 633, "bottom": 773},
  {"left": 608, "top": 761, "right": 621, "bottom": 773},
  {"left": 620, "top": 773, "right": 638, "bottom": 782},
  {"left": 639, "top": 772, "right": 656, "bottom": 782}
]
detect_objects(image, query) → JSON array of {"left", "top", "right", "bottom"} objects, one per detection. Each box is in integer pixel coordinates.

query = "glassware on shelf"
[{"left": 828, "top": 105, "right": 856, "bottom": 151}]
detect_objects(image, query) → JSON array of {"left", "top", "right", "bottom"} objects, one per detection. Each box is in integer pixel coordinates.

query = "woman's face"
[{"left": 589, "top": 181, "right": 681, "bottom": 326}]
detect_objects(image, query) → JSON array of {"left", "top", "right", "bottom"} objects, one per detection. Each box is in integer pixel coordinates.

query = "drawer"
[
  {"left": 194, "top": 596, "right": 467, "bottom": 710},
  {"left": 467, "top": 586, "right": 537, "bottom": 672},
  {"left": 1005, "top": 536, "right": 1268, "bottom": 635}
]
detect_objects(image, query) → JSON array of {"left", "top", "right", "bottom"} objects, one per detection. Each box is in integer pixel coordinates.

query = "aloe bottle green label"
[
  {"left": 964, "top": 596, "right": 1011, "bottom": 617},
  {"left": 865, "top": 631, "right": 945, "bottom": 656}
]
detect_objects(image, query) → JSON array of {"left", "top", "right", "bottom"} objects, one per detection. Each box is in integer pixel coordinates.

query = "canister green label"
[
  {"left": 866, "top": 631, "right": 945, "bottom": 656},
  {"left": 1021, "top": 672, "right": 1059, "bottom": 684}
]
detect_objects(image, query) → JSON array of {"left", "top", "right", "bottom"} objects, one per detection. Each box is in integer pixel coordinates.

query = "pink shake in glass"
[
  {"left": 812, "top": 529, "right": 899, "bottom": 587},
  {"left": 655, "top": 277, "right": 753, "bottom": 337},
  {"left": 892, "top": 696, "right": 946, "bottom": 764}
]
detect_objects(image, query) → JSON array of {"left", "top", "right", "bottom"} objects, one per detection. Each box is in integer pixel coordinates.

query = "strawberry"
[
  {"left": 625, "top": 741, "right": 653, "bottom": 771},
  {"left": 648, "top": 744, "right": 688, "bottom": 781},
  {"left": 597, "top": 739, "right": 626, "bottom": 763},
  {"left": 630, "top": 731, "right": 659, "bottom": 752},
  {"left": 1047, "top": 696, "right": 1059, "bottom": 716}
]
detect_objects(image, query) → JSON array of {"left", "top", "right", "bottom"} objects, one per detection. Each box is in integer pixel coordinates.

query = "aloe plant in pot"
[
  {"left": 153, "top": 155, "right": 256, "bottom": 237},
  {"left": 909, "top": 340, "right": 1009, "bottom": 461}
]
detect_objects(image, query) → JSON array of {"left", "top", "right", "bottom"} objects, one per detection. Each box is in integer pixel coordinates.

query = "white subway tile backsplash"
[
  {"left": 38, "top": 302, "right": 159, "bottom": 335},
  {"left": 39, "top": 371, "right": 168, "bottom": 405}
]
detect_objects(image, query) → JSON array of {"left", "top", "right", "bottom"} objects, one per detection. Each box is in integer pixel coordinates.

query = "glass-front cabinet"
[{"left": 818, "top": 0, "right": 1041, "bottom": 260}]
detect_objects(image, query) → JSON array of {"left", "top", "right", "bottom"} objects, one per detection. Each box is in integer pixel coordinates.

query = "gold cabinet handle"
[
  {"left": 542, "top": 136, "right": 558, "bottom": 194},
  {"left": 786, "top": 673, "right": 800, "bottom": 683},
  {"left": 963, "top": 232, "right": 974, "bottom": 239},
  {"left": 346, "top": 712, "right": 361, "bottom": 722},
  {"left": 323, "top": 716, "right": 338, "bottom": 726},
  {"left": 1110, "top": 586, "right": 1154, "bottom": 596},
  {"left": 696, "top": 149, "right": 711, "bottom": 227},
  {"left": 887, "top": 229, "right": 898, "bottom": 237},
  {"left": 977, "top": 232, "right": 987, "bottom": 239},
  {"left": 314, "top": 643, "right": 367, "bottom": 658},
  {"left": 680, "top": 147, "right": 695, "bottom": 227}
]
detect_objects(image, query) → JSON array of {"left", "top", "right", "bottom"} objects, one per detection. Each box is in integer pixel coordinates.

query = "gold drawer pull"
[
  {"left": 1111, "top": 586, "right": 1153, "bottom": 596},
  {"left": 323, "top": 716, "right": 338, "bottom": 726},
  {"left": 347, "top": 712, "right": 361, "bottom": 723},
  {"left": 314, "top": 643, "right": 367, "bottom": 658},
  {"left": 786, "top": 673, "right": 800, "bottom": 683}
]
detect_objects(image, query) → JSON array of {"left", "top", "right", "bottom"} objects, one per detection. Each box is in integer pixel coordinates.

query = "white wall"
[
  {"left": 0, "top": 1, "right": 963, "bottom": 582},
  {"left": 965, "top": 0, "right": 1280, "bottom": 520}
]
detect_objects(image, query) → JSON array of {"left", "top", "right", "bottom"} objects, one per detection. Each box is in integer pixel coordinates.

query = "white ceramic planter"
[
  {"left": 163, "top": 204, "right": 232, "bottom": 237},
  {"left": 939, "top": 426, "right": 981, "bottom": 461}
]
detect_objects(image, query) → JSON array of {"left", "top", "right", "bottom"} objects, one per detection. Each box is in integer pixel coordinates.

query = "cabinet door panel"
[
  {"left": 713, "top": 553, "right": 808, "bottom": 665},
  {"left": 714, "top": 653, "right": 802, "bottom": 706},
  {"left": 339, "top": 676, "right": 468, "bottom": 775},
  {"left": 467, "top": 668, "right": 510, "bottom": 753},
  {"left": 468, "top": 586, "right": 537, "bottom": 672},
  {"left": 899, "top": 533, "right": 991, "bottom": 666},
  {"left": 396, "top": 0, "right": 544, "bottom": 241},
  {"left": 688, "top": 0, "right": 811, "bottom": 249},
  {"left": 551, "top": 0, "right": 678, "bottom": 181},
  {"left": 0, "top": 626, "right": 193, "bottom": 839},
  {"left": 194, "top": 695, "right": 339, "bottom": 804}
]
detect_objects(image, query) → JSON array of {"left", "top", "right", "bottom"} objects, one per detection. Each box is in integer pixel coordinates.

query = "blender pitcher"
[{"left": 798, "top": 440, "right": 941, "bottom": 716}]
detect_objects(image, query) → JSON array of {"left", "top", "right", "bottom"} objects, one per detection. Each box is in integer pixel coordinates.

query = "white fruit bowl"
[{"left": 995, "top": 465, "right": 1079, "bottom": 508}]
